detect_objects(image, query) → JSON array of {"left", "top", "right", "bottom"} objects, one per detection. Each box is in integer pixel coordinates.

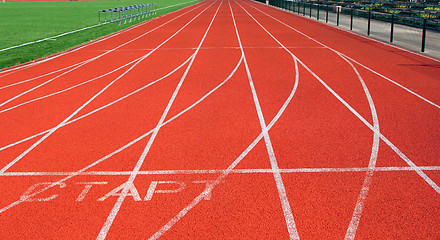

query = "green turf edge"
[{"left": 0, "top": 1, "right": 202, "bottom": 70}]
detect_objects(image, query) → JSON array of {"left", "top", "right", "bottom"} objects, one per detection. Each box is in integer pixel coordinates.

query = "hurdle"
[{"left": 98, "top": 4, "right": 157, "bottom": 24}]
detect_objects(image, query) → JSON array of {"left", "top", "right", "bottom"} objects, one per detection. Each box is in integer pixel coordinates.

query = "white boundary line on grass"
[
  {"left": 0, "top": 0, "right": 201, "bottom": 54},
  {"left": 0, "top": 24, "right": 103, "bottom": 53}
]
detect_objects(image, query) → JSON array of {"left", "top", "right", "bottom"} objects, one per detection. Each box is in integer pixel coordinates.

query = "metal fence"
[
  {"left": 98, "top": 4, "right": 157, "bottom": 24},
  {"left": 268, "top": 0, "right": 440, "bottom": 55}
]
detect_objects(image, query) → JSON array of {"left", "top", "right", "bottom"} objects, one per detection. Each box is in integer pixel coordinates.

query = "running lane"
[
  {"left": 0, "top": 1, "right": 213, "bottom": 170},
  {"left": 0, "top": 1, "right": 222, "bottom": 239},
  {"left": 237, "top": 1, "right": 440, "bottom": 239}
]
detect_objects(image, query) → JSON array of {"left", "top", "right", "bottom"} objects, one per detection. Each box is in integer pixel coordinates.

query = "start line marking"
[
  {"left": 2, "top": 166, "right": 440, "bottom": 177},
  {"left": 20, "top": 180, "right": 213, "bottom": 202}
]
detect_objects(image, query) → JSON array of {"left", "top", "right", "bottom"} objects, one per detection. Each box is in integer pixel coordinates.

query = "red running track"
[{"left": 0, "top": 0, "right": 439, "bottom": 239}]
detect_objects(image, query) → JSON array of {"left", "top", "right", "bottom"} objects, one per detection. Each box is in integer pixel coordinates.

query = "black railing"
[{"left": 268, "top": 0, "right": 439, "bottom": 53}]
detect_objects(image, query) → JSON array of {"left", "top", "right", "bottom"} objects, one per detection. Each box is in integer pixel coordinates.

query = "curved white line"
[
  {"left": 340, "top": 55, "right": 440, "bottom": 109},
  {"left": 246, "top": 2, "right": 440, "bottom": 110},
  {"left": 0, "top": 53, "right": 194, "bottom": 152},
  {"left": 0, "top": 2, "right": 242, "bottom": 216},
  {"left": 232, "top": 2, "right": 299, "bottom": 239},
  {"left": 242, "top": 1, "right": 440, "bottom": 240},
  {"left": 148, "top": 4, "right": 301, "bottom": 239},
  {"left": 0, "top": 62, "right": 80, "bottom": 90},
  {"left": 0, "top": 2, "right": 212, "bottom": 175},
  {"left": 0, "top": 44, "right": 243, "bottom": 217},
  {"left": 337, "top": 54, "right": 380, "bottom": 240},
  {"left": 0, "top": 2, "right": 207, "bottom": 109},
  {"left": 149, "top": 53, "right": 300, "bottom": 240},
  {"left": 0, "top": 55, "right": 147, "bottom": 113},
  {"left": 97, "top": 2, "right": 222, "bottom": 238},
  {"left": 245, "top": 0, "right": 440, "bottom": 194},
  {"left": 0, "top": 1, "right": 206, "bottom": 77}
]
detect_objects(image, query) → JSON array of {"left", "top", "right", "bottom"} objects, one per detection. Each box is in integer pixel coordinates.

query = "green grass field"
[{"left": 0, "top": 0, "right": 201, "bottom": 69}]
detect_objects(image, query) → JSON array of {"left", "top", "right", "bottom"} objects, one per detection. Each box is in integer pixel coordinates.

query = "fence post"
[
  {"left": 367, "top": 10, "right": 371, "bottom": 36},
  {"left": 390, "top": 14, "right": 394, "bottom": 42},
  {"left": 326, "top": 5, "right": 329, "bottom": 23},
  {"left": 421, "top": 18, "right": 427, "bottom": 52},
  {"left": 337, "top": 7, "right": 340, "bottom": 26},
  {"left": 350, "top": 8, "right": 353, "bottom": 30},
  {"left": 317, "top": 4, "right": 320, "bottom": 20},
  {"left": 309, "top": 3, "right": 312, "bottom": 17},
  {"left": 303, "top": 2, "right": 306, "bottom": 16}
]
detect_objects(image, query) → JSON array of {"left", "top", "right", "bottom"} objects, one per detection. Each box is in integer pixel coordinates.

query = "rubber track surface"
[{"left": 0, "top": 0, "right": 439, "bottom": 239}]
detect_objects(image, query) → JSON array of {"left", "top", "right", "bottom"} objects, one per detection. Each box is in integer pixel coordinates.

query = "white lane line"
[
  {"left": 249, "top": 1, "right": 384, "bottom": 235},
  {"left": 0, "top": 54, "right": 147, "bottom": 114},
  {"left": 336, "top": 55, "right": 379, "bottom": 240},
  {"left": 0, "top": 2, "right": 211, "bottom": 175},
  {"left": 0, "top": 61, "right": 84, "bottom": 90},
  {"left": 340, "top": 55, "right": 440, "bottom": 109},
  {"left": 157, "top": 0, "right": 201, "bottom": 11},
  {"left": 0, "top": 2, "right": 206, "bottom": 108},
  {"left": 0, "top": 46, "right": 262, "bottom": 92},
  {"left": 0, "top": 0, "right": 203, "bottom": 76},
  {"left": 0, "top": 42, "right": 243, "bottom": 215},
  {"left": 148, "top": 2, "right": 301, "bottom": 239},
  {"left": 245, "top": 0, "right": 440, "bottom": 195},
  {"left": 0, "top": 56, "right": 102, "bottom": 109},
  {"left": 233, "top": 2, "right": 299, "bottom": 239},
  {"left": 85, "top": 46, "right": 326, "bottom": 51},
  {"left": 2, "top": 166, "right": 440, "bottom": 176},
  {"left": 302, "top": 58, "right": 440, "bottom": 194},
  {"left": 247, "top": 2, "right": 440, "bottom": 110},
  {"left": 97, "top": 2, "right": 221, "bottom": 239},
  {"left": 148, "top": 131, "right": 264, "bottom": 240},
  {"left": 0, "top": 53, "right": 193, "bottom": 152}
]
